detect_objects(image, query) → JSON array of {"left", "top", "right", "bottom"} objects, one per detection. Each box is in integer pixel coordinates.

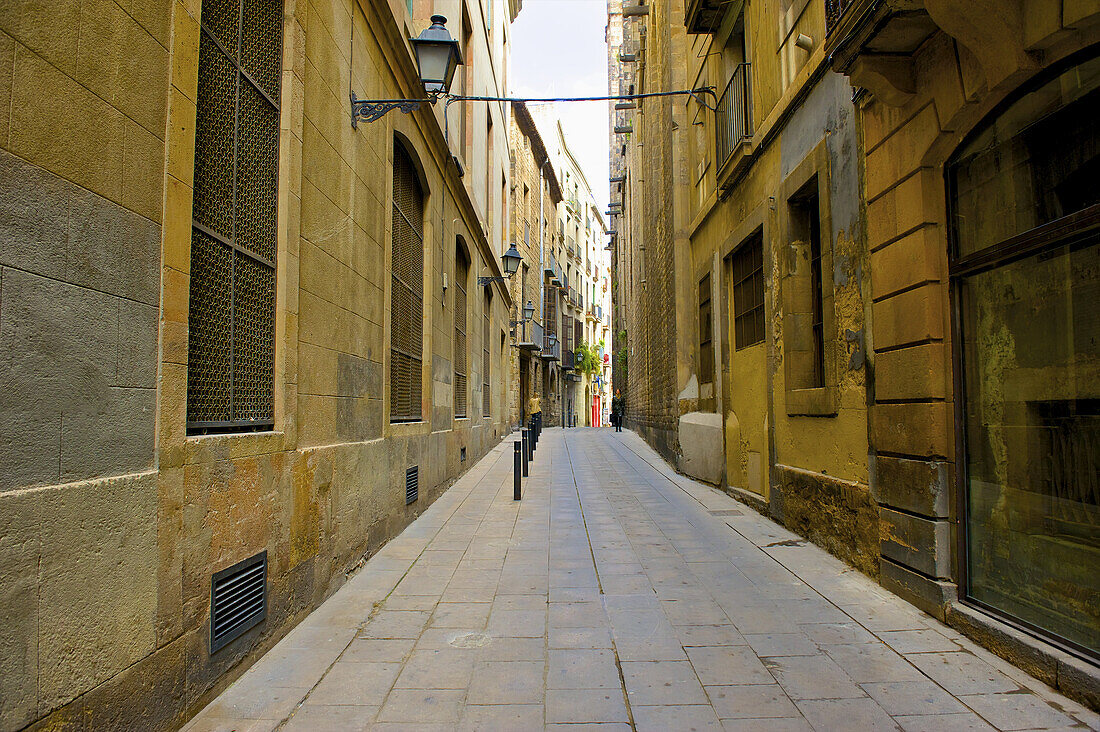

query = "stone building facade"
[
  {"left": 0, "top": 0, "right": 522, "bottom": 728},
  {"left": 610, "top": 0, "right": 1098, "bottom": 704},
  {"left": 536, "top": 117, "right": 613, "bottom": 428},
  {"left": 507, "top": 102, "right": 563, "bottom": 429}
]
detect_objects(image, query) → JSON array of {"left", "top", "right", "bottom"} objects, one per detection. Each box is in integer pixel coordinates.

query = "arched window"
[
  {"left": 949, "top": 51, "right": 1100, "bottom": 657},
  {"left": 390, "top": 143, "right": 425, "bottom": 422},
  {"left": 187, "top": 0, "right": 283, "bottom": 433},
  {"left": 454, "top": 243, "right": 469, "bottom": 418}
]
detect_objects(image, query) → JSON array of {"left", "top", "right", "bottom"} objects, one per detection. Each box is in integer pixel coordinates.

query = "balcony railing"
[
  {"left": 562, "top": 349, "right": 575, "bottom": 369},
  {"left": 715, "top": 63, "right": 752, "bottom": 172},
  {"left": 541, "top": 333, "right": 560, "bottom": 361},
  {"left": 515, "top": 319, "right": 543, "bottom": 352},
  {"left": 825, "top": 0, "right": 855, "bottom": 35}
]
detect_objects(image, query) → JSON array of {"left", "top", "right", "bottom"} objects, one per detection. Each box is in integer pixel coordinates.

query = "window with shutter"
[
  {"left": 390, "top": 143, "right": 426, "bottom": 422},
  {"left": 187, "top": 0, "right": 282, "bottom": 433},
  {"left": 483, "top": 288, "right": 491, "bottom": 417},
  {"left": 454, "top": 245, "right": 468, "bottom": 419}
]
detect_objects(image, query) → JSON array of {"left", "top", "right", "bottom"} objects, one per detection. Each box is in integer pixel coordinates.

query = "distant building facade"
[
  {"left": 0, "top": 0, "right": 522, "bottom": 728},
  {"left": 538, "top": 118, "right": 614, "bottom": 427},
  {"left": 508, "top": 102, "right": 563, "bottom": 429},
  {"left": 610, "top": 0, "right": 1099, "bottom": 704}
]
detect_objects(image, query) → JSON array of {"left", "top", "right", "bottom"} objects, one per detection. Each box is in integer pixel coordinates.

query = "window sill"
[
  {"left": 786, "top": 387, "right": 836, "bottom": 417},
  {"left": 184, "top": 430, "right": 286, "bottom": 464}
]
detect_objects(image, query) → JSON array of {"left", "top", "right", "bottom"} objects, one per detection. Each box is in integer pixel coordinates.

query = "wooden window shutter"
[
  {"left": 454, "top": 248, "right": 468, "bottom": 418},
  {"left": 389, "top": 144, "right": 425, "bottom": 422}
]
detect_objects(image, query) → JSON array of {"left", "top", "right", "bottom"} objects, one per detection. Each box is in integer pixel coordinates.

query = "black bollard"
[
  {"left": 514, "top": 440, "right": 522, "bottom": 500},
  {"left": 521, "top": 429, "right": 529, "bottom": 475}
]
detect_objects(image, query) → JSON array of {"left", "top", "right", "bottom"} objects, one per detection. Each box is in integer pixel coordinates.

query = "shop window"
[
  {"left": 187, "top": 0, "right": 282, "bottom": 433},
  {"left": 950, "top": 51, "right": 1100, "bottom": 657}
]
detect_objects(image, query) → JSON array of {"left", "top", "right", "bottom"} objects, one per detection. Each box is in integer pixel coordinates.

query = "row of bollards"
[{"left": 513, "top": 413, "right": 543, "bottom": 500}]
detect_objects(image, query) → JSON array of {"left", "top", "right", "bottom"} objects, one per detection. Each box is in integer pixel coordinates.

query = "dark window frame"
[
  {"left": 698, "top": 273, "right": 713, "bottom": 384},
  {"left": 947, "top": 47, "right": 1100, "bottom": 664},
  {"left": 731, "top": 232, "right": 765, "bottom": 350}
]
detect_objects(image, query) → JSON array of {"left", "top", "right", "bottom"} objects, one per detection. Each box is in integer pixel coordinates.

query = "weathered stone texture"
[
  {"left": 878, "top": 506, "right": 951, "bottom": 579},
  {"left": 871, "top": 454, "right": 952, "bottom": 518},
  {"left": 0, "top": 472, "right": 159, "bottom": 726},
  {"left": 775, "top": 466, "right": 880, "bottom": 579}
]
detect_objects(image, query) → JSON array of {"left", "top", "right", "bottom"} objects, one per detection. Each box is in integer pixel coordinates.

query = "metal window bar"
[
  {"left": 187, "top": 0, "right": 282, "bottom": 433},
  {"left": 715, "top": 63, "right": 752, "bottom": 173},
  {"left": 699, "top": 273, "right": 713, "bottom": 383},
  {"left": 731, "top": 233, "right": 764, "bottom": 350},
  {"left": 808, "top": 193, "right": 826, "bottom": 387},
  {"left": 825, "top": 0, "right": 854, "bottom": 35}
]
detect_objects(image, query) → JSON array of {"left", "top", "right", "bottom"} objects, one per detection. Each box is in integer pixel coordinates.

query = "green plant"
[{"left": 574, "top": 341, "right": 601, "bottom": 376}]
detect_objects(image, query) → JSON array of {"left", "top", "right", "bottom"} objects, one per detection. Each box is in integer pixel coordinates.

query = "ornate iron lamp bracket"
[{"left": 351, "top": 92, "right": 438, "bottom": 128}]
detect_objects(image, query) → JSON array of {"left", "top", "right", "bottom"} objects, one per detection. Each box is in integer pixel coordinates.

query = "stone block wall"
[
  {"left": 617, "top": 0, "right": 681, "bottom": 464},
  {"left": 0, "top": 0, "right": 518, "bottom": 728},
  {"left": 0, "top": 0, "right": 169, "bottom": 724}
]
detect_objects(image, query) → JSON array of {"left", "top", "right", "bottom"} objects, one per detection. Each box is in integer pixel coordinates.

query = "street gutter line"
[{"left": 562, "top": 431, "right": 638, "bottom": 731}]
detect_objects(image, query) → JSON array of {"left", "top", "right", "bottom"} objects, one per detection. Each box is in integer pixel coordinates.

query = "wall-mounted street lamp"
[
  {"left": 478, "top": 243, "right": 522, "bottom": 286},
  {"left": 350, "top": 15, "right": 463, "bottom": 127}
]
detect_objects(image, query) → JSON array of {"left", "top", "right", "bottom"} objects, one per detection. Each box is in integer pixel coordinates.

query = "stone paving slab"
[{"left": 182, "top": 428, "right": 1099, "bottom": 731}]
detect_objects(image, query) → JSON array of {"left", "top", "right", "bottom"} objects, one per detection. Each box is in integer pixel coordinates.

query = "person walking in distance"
[
  {"left": 611, "top": 389, "right": 625, "bottom": 432},
  {"left": 528, "top": 393, "right": 541, "bottom": 426}
]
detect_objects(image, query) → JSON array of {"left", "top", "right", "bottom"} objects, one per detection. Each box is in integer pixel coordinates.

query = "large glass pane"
[
  {"left": 961, "top": 233, "right": 1100, "bottom": 654},
  {"left": 951, "top": 55, "right": 1100, "bottom": 258}
]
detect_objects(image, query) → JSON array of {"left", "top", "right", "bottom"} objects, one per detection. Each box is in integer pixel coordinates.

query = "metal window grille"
[
  {"left": 483, "top": 290, "right": 491, "bottom": 417},
  {"left": 807, "top": 191, "right": 826, "bottom": 387},
  {"left": 210, "top": 550, "right": 267, "bottom": 653},
  {"left": 732, "top": 233, "right": 765, "bottom": 349},
  {"left": 825, "top": 0, "right": 854, "bottom": 35},
  {"left": 390, "top": 144, "right": 425, "bottom": 422},
  {"left": 699, "top": 273, "right": 713, "bottom": 383},
  {"left": 454, "top": 249, "right": 468, "bottom": 418},
  {"left": 187, "top": 0, "right": 282, "bottom": 433},
  {"left": 405, "top": 465, "right": 419, "bottom": 504}
]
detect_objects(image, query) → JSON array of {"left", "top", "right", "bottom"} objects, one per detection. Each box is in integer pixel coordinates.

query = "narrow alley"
[{"left": 184, "top": 429, "right": 1098, "bottom": 731}]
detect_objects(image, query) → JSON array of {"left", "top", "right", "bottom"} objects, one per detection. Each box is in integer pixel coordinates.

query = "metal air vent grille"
[
  {"left": 406, "top": 466, "right": 419, "bottom": 504},
  {"left": 210, "top": 550, "right": 267, "bottom": 653}
]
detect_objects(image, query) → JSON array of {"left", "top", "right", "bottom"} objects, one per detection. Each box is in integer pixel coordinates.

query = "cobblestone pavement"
[{"left": 184, "top": 428, "right": 1098, "bottom": 731}]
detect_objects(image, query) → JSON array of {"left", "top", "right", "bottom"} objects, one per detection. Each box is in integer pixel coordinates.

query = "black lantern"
[
  {"left": 501, "top": 243, "right": 521, "bottom": 275},
  {"left": 523, "top": 300, "right": 535, "bottom": 320},
  {"left": 411, "top": 15, "right": 463, "bottom": 95},
  {"left": 548, "top": 333, "right": 557, "bottom": 348}
]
